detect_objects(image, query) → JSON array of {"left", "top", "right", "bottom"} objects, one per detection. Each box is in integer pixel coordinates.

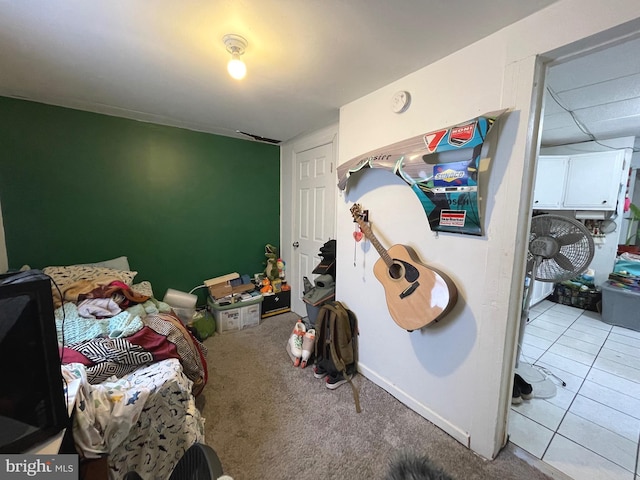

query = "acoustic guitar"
[{"left": 350, "top": 203, "right": 458, "bottom": 331}]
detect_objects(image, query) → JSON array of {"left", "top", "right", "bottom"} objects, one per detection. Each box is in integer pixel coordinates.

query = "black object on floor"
[
  {"left": 514, "top": 373, "right": 533, "bottom": 400},
  {"left": 123, "top": 442, "right": 224, "bottom": 480},
  {"left": 512, "top": 381, "right": 522, "bottom": 405}
]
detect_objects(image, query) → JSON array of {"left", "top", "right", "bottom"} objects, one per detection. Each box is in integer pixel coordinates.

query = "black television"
[{"left": 0, "top": 269, "right": 68, "bottom": 453}]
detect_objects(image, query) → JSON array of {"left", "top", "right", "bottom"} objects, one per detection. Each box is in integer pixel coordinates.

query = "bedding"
[
  {"left": 44, "top": 264, "right": 139, "bottom": 308},
  {"left": 63, "top": 359, "right": 204, "bottom": 479},
  {"left": 48, "top": 261, "right": 208, "bottom": 480}
]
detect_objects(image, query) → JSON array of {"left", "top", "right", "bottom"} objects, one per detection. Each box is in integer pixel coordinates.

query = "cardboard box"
[
  {"left": 205, "top": 272, "right": 255, "bottom": 299},
  {"left": 261, "top": 290, "right": 291, "bottom": 318}
]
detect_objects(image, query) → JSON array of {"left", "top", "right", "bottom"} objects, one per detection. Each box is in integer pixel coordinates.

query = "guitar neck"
[{"left": 355, "top": 219, "right": 394, "bottom": 268}]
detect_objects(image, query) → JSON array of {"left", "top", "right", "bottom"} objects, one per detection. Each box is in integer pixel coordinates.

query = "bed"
[{"left": 43, "top": 257, "right": 207, "bottom": 480}]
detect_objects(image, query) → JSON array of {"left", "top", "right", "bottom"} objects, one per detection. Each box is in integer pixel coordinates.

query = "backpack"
[{"left": 314, "top": 301, "right": 361, "bottom": 412}]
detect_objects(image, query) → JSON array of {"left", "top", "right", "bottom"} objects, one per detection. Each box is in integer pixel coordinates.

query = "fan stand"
[
  {"left": 516, "top": 255, "right": 563, "bottom": 398},
  {"left": 514, "top": 214, "right": 595, "bottom": 399}
]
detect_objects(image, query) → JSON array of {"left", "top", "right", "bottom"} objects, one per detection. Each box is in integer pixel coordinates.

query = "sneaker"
[
  {"left": 326, "top": 372, "right": 352, "bottom": 390},
  {"left": 515, "top": 373, "right": 533, "bottom": 400},
  {"left": 313, "top": 365, "right": 328, "bottom": 379},
  {"left": 300, "top": 329, "right": 315, "bottom": 369},
  {"left": 288, "top": 321, "right": 306, "bottom": 366},
  {"left": 512, "top": 381, "right": 522, "bottom": 405}
]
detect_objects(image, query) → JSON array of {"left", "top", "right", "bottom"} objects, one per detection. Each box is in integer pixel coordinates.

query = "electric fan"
[{"left": 516, "top": 214, "right": 595, "bottom": 397}]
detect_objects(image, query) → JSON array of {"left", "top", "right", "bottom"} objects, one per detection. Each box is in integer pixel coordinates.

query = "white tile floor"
[{"left": 509, "top": 299, "right": 640, "bottom": 480}]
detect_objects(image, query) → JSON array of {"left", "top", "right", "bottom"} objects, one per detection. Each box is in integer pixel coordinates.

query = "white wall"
[{"left": 336, "top": 0, "right": 640, "bottom": 460}]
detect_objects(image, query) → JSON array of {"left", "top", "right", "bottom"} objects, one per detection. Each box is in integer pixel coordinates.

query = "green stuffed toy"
[{"left": 264, "top": 244, "right": 279, "bottom": 281}]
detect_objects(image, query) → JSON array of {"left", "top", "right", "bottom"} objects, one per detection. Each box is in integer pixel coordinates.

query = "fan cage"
[{"left": 527, "top": 214, "right": 595, "bottom": 282}]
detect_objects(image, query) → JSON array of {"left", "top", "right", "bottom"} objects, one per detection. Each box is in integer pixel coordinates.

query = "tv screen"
[{"left": 0, "top": 270, "right": 68, "bottom": 453}]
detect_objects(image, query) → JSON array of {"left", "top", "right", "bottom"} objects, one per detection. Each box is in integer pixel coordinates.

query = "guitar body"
[{"left": 372, "top": 244, "right": 458, "bottom": 331}]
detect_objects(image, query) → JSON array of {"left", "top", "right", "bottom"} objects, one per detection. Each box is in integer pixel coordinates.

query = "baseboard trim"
[{"left": 358, "top": 362, "right": 470, "bottom": 448}]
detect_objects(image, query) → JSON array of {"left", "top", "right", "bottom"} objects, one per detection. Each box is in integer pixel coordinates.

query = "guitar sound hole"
[
  {"left": 389, "top": 263, "right": 404, "bottom": 280},
  {"left": 388, "top": 259, "right": 419, "bottom": 282}
]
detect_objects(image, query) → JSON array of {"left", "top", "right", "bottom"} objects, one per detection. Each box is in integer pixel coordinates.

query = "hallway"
[{"left": 509, "top": 300, "right": 640, "bottom": 480}]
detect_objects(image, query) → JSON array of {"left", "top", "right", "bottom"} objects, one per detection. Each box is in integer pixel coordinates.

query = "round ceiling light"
[{"left": 223, "top": 34, "right": 248, "bottom": 80}]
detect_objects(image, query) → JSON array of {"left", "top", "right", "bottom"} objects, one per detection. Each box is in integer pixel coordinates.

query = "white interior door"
[{"left": 291, "top": 142, "right": 336, "bottom": 316}]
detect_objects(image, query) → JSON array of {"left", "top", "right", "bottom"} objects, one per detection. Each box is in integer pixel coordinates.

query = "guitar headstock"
[
  {"left": 350, "top": 203, "right": 363, "bottom": 220},
  {"left": 350, "top": 204, "right": 369, "bottom": 226}
]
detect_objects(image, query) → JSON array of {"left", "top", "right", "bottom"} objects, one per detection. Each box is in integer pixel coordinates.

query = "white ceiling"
[
  {"left": 542, "top": 35, "right": 640, "bottom": 149},
  {"left": 0, "top": 0, "right": 558, "bottom": 144}
]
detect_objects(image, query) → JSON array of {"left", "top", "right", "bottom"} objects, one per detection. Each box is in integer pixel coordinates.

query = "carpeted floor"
[{"left": 197, "top": 311, "right": 552, "bottom": 480}]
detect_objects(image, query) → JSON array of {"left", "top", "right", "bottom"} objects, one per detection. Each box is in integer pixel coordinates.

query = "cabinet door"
[
  {"left": 563, "top": 150, "right": 624, "bottom": 209},
  {"left": 529, "top": 279, "right": 554, "bottom": 306},
  {"left": 533, "top": 156, "right": 568, "bottom": 209}
]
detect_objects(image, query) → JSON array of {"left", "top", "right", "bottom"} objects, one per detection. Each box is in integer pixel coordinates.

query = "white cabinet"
[
  {"left": 533, "top": 150, "right": 625, "bottom": 210},
  {"left": 529, "top": 279, "right": 554, "bottom": 306},
  {"left": 533, "top": 156, "right": 568, "bottom": 209},
  {"left": 563, "top": 151, "right": 624, "bottom": 209}
]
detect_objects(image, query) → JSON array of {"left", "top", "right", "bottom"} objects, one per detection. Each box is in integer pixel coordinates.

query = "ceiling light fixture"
[{"left": 223, "top": 34, "right": 247, "bottom": 80}]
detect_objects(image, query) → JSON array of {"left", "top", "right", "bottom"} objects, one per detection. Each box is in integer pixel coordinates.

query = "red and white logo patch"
[
  {"left": 440, "top": 210, "right": 466, "bottom": 227},
  {"left": 423, "top": 129, "right": 447, "bottom": 153},
  {"left": 448, "top": 123, "right": 476, "bottom": 147}
]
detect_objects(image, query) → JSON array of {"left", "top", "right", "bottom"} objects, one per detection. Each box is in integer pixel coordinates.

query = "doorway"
[
  {"left": 281, "top": 124, "right": 338, "bottom": 316},
  {"left": 509, "top": 25, "right": 640, "bottom": 480}
]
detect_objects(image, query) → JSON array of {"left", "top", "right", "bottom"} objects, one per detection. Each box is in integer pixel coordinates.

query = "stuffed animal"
[
  {"left": 260, "top": 277, "right": 272, "bottom": 294},
  {"left": 264, "top": 244, "right": 279, "bottom": 281},
  {"left": 277, "top": 258, "right": 286, "bottom": 281}
]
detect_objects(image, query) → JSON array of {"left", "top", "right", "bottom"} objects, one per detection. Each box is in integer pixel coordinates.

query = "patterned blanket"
[
  {"left": 57, "top": 297, "right": 208, "bottom": 478},
  {"left": 64, "top": 359, "right": 205, "bottom": 479},
  {"left": 61, "top": 312, "right": 208, "bottom": 396}
]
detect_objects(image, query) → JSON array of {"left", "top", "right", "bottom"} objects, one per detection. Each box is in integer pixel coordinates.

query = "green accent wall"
[{"left": 0, "top": 96, "right": 280, "bottom": 304}]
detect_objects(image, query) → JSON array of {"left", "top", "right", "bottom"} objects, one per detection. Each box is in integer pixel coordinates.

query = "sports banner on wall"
[{"left": 337, "top": 109, "right": 507, "bottom": 236}]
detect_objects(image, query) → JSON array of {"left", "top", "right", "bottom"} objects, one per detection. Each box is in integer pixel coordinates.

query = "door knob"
[{"left": 293, "top": 241, "right": 299, "bottom": 248}]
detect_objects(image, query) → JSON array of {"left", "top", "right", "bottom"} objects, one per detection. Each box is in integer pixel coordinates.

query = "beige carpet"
[{"left": 197, "top": 311, "right": 551, "bottom": 480}]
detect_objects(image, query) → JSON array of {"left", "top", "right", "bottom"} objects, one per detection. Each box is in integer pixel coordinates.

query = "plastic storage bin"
[
  {"left": 208, "top": 295, "right": 263, "bottom": 334},
  {"left": 305, "top": 303, "right": 321, "bottom": 327},
  {"left": 213, "top": 307, "right": 242, "bottom": 334},
  {"left": 601, "top": 281, "right": 640, "bottom": 331},
  {"left": 304, "top": 299, "right": 335, "bottom": 327},
  {"left": 241, "top": 302, "right": 261, "bottom": 329}
]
